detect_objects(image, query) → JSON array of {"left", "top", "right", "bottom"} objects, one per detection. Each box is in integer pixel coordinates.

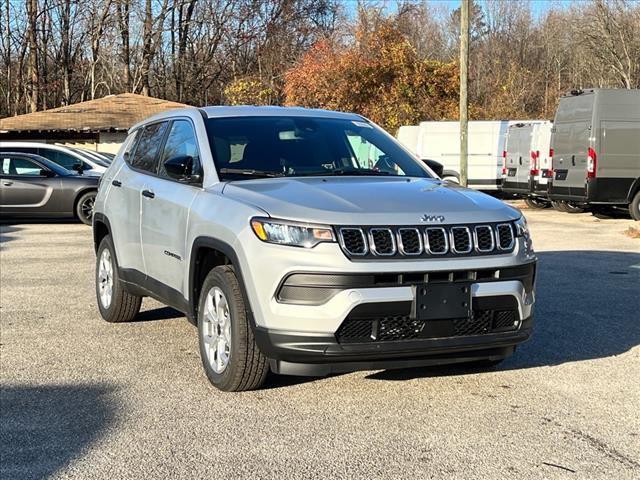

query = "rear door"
[
  {"left": 551, "top": 94, "right": 594, "bottom": 198},
  {"left": 505, "top": 125, "right": 530, "bottom": 189},
  {"left": 0, "top": 155, "right": 61, "bottom": 214},
  {"left": 106, "top": 124, "right": 168, "bottom": 274},
  {"left": 140, "top": 119, "right": 200, "bottom": 297}
]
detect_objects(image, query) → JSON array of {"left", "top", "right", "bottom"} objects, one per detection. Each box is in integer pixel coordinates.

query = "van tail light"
[
  {"left": 587, "top": 147, "right": 597, "bottom": 178},
  {"left": 501, "top": 150, "right": 507, "bottom": 175},
  {"left": 530, "top": 150, "right": 540, "bottom": 175},
  {"left": 545, "top": 148, "right": 554, "bottom": 179}
]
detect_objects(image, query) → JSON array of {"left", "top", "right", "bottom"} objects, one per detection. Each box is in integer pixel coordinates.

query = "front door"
[
  {"left": 140, "top": 119, "right": 201, "bottom": 298},
  {"left": 0, "top": 155, "right": 60, "bottom": 214}
]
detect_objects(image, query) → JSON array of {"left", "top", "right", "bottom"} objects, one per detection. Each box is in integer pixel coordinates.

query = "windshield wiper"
[
  {"left": 298, "top": 168, "right": 390, "bottom": 177},
  {"left": 219, "top": 168, "right": 284, "bottom": 178}
]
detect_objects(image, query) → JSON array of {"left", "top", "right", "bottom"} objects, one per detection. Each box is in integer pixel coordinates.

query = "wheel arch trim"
[{"left": 189, "top": 237, "right": 257, "bottom": 330}]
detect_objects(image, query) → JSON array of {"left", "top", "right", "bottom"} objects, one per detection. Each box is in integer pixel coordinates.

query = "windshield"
[
  {"left": 204, "top": 116, "right": 431, "bottom": 180},
  {"left": 70, "top": 148, "right": 110, "bottom": 167}
]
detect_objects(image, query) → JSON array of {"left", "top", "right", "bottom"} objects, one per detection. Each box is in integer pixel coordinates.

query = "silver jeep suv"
[{"left": 93, "top": 106, "right": 537, "bottom": 391}]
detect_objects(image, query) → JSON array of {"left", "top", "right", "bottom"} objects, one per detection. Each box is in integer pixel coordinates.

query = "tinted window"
[
  {"left": 122, "top": 130, "right": 141, "bottom": 164},
  {"left": 130, "top": 122, "right": 168, "bottom": 173},
  {"left": 1, "top": 157, "right": 42, "bottom": 176},
  {"left": 43, "top": 149, "right": 91, "bottom": 171},
  {"left": 158, "top": 120, "right": 200, "bottom": 178},
  {"left": 205, "top": 116, "right": 430, "bottom": 179}
]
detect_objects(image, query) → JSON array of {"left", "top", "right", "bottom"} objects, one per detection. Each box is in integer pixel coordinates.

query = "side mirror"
[
  {"left": 163, "top": 155, "right": 201, "bottom": 183},
  {"left": 40, "top": 169, "right": 55, "bottom": 177},
  {"left": 72, "top": 163, "right": 84, "bottom": 174},
  {"left": 422, "top": 159, "right": 444, "bottom": 177}
]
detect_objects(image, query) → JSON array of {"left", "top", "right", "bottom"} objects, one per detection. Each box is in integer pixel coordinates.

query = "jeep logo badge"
[{"left": 421, "top": 214, "right": 445, "bottom": 223}]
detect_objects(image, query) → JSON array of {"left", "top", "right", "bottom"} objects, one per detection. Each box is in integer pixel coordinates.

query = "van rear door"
[
  {"left": 503, "top": 124, "right": 531, "bottom": 193},
  {"left": 550, "top": 93, "right": 594, "bottom": 200}
]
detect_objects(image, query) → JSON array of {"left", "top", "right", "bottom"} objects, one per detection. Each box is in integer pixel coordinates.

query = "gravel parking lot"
[{"left": 1, "top": 207, "right": 639, "bottom": 480}]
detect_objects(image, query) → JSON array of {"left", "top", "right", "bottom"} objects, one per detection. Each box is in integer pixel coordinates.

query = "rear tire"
[
  {"left": 552, "top": 200, "right": 585, "bottom": 213},
  {"left": 524, "top": 197, "right": 548, "bottom": 209},
  {"left": 198, "top": 265, "right": 268, "bottom": 392},
  {"left": 630, "top": 191, "right": 640, "bottom": 221},
  {"left": 95, "top": 235, "right": 142, "bottom": 322},
  {"left": 76, "top": 191, "right": 96, "bottom": 226},
  {"left": 563, "top": 201, "right": 586, "bottom": 214}
]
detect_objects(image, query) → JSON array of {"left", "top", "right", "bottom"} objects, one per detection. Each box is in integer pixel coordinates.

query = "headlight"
[
  {"left": 514, "top": 215, "right": 529, "bottom": 237},
  {"left": 250, "top": 217, "right": 335, "bottom": 248}
]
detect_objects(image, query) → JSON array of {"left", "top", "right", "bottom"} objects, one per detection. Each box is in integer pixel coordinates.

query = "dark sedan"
[{"left": 0, "top": 152, "right": 99, "bottom": 225}]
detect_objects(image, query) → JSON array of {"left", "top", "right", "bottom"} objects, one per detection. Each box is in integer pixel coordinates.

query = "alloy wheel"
[
  {"left": 97, "top": 248, "right": 113, "bottom": 309},
  {"left": 202, "top": 287, "right": 232, "bottom": 374}
]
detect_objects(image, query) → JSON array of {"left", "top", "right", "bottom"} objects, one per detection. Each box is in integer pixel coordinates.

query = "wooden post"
[{"left": 459, "top": 0, "right": 470, "bottom": 187}]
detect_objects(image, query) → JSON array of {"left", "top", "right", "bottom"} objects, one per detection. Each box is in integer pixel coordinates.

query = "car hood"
[{"left": 221, "top": 177, "right": 520, "bottom": 225}]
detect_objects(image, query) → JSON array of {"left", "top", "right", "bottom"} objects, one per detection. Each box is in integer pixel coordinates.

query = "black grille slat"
[
  {"left": 339, "top": 228, "right": 367, "bottom": 255},
  {"left": 451, "top": 227, "right": 472, "bottom": 253},
  {"left": 496, "top": 224, "right": 515, "bottom": 250},
  {"left": 492, "top": 310, "right": 517, "bottom": 331},
  {"left": 378, "top": 317, "right": 424, "bottom": 341},
  {"left": 475, "top": 226, "right": 494, "bottom": 252},
  {"left": 398, "top": 228, "right": 422, "bottom": 255},
  {"left": 335, "top": 319, "right": 374, "bottom": 342},
  {"left": 370, "top": 228, "right": 395, "bottom": 255},
  {"left": 336, "top": 309, "right": 519, "bottom": 343},
  {"left": 426, "top": 228, "right": 448, "bottom": 254},
  {"left": 453, "top": 310, "right": 492, "bottom": 336}
]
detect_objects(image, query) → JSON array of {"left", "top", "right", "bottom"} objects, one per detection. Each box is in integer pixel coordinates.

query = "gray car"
[
  {"left": 548, "top": 88, "right": 640, "bottom": 219},
  {"left": 93, "top": 106, "right": 537, "bottom": 391},
  {"left": 0, "top": 152, "right": 98, "bottom": 225}
]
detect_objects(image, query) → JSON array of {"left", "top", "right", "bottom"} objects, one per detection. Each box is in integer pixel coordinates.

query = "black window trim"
[
  {"left": 124, "top": 117, "right": 203, "bottom": 187},
  {"left": 0, "top": 154, "right": 50, "bottom": 178}
]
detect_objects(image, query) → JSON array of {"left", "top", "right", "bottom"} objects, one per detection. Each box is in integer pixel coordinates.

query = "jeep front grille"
[
  {"left": 496, "top": 224, "right": 515, "bottom": 250},
  {"left": 338, "top": 228, "right": 367, "bottom": 256},
  {"left": 426, "top": 227, "right": 448, "bottom": 254},
  {"left": 336, "top": 223, "right": 516, "bottom": 259}
]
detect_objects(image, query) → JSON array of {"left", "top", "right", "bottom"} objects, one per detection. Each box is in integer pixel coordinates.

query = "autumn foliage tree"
[{"left": 284, "top": 20, "right": 460, "bottom": 133}]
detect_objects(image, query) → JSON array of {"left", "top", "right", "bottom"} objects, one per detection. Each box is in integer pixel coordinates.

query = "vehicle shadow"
[
  {"left": 0, "top": 217, "right": 79, "bottom": 225},
  {"left": 0, "top": 384, "right": 116, "bottom": 480},
  {"left": 0, "top": 225, "right": 22, "bottom": 245},
  {"left": 136, "top": 306, "right": 184, "bottom": 322},
  {"left": 367, "top": 250, "right": 640, "bottom": 381}
]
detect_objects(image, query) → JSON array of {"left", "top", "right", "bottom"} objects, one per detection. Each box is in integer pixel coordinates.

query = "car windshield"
[
  {"left": 204, "top": 116, "right": 431, "bottom": 180},
  {"left": 70, "top": 148, "right": 110, "bottom": 167}
]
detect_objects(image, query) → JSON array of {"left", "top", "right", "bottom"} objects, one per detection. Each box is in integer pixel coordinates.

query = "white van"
[
  {"left": 397, "top": 120, "right": 545, "bottom": 191},
  {"left": 501, "top": 121, "right": 553, "bottom": 208}
]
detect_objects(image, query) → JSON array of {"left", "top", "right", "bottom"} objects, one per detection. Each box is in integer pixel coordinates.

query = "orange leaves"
[{"left": 283, "top": 20, "right": 460, "bottom": 132}]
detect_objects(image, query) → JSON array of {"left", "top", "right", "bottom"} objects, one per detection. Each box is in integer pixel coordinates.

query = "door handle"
[
  {"left": 571, "top": 155, "right": 576, "bottom": 166},
  {"left": 518, "top": 156, "right": 523, "bottom": 165},
  {"left": 141, "top": 189, "right": 155, "bottom": 199},
  {"left": 112, "top": 180, "right": 122, "bottom": 187},
  {"left": 2, "top": 181, "right": 13, "bottom": 186}
]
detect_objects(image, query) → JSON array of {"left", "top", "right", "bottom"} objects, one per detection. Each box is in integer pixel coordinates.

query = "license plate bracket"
[{"left": 416, "top": 283, "right": 472, "bottom": 321}]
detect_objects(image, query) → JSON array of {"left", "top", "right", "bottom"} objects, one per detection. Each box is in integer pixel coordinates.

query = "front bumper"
[{"left": 255, "top": 317, "right": 533, "bottom": 376}]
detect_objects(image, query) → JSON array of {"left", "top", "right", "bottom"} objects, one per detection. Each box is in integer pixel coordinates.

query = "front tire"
[
  {"left": 76, "top": 191, "right": 96, "bottom": 226},
  {"left": 95, "top": 235, "right": 142, "bottom": 322},
  {"left": 630, "top": 191, "right": 640, "bottom": 221},
  {"left": 198, "top": 265, "right": 268, "bottom": 392}
]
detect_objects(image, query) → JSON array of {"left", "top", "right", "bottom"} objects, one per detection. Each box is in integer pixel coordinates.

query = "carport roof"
[{"left": 0, "top": 93, "right": 189, "bottom": 133}]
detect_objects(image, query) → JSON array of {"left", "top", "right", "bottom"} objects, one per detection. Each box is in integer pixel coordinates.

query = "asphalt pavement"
[{"left": 1, "top": 207, "right": 639, "bottom": 479}]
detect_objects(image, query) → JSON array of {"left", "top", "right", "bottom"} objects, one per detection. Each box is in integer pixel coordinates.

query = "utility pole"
[{"left": 459, "top": 0, "right": 470, "bottom": 187}]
